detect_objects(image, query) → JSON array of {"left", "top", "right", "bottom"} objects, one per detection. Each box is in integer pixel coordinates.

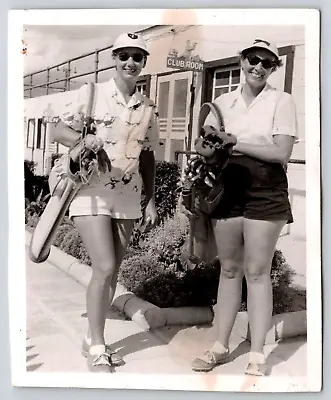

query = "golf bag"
[{"left": 29, "top": 83, "right": 97, "bottom": 263}]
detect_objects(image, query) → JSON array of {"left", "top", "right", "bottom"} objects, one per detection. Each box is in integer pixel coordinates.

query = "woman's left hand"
[{"left": 142, "top": 200, "right": 158, "bottom": 232}]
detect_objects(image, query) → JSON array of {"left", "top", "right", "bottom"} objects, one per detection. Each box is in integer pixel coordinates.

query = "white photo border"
[{"left": 8, "top": 8, "right": 321, "bottom": 392}]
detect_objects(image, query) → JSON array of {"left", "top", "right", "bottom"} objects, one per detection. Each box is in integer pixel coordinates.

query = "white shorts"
[{"left": 69, "top": 192, "right": 142, "bottom": 220}]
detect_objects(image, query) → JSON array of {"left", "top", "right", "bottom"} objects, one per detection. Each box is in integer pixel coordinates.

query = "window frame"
[
  {"left": 212, "top": 66, "right": 241, "bottom": 100},
  {"left": 136, "top": 74, "right": 151, "bottom": 96},
  {"left": 35, "top": 118, "right": 47, "bottom": 150},
  {"left": 26, "top": 118, "right": 36, "bottom": 149}
]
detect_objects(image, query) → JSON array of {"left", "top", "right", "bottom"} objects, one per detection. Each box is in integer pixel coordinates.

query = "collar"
[
  {"left": 108, "top": 78, "right": 144, "bottom": 109},
  {"left": 229, "top": 82, "right": 275, "bottom": 108}
]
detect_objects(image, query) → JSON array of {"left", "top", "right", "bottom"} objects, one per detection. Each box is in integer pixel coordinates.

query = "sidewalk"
[{"left": 26, "top": 246, "right": 308, "bottom": 391}]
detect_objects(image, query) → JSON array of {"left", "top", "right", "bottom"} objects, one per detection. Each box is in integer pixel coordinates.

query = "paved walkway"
[{"left": 26, "top": 248, "right": 308, "bottom": 391}]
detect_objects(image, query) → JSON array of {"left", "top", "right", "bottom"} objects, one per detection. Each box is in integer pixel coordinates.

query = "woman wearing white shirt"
[{"left": 191, "top": 39, "right": 297, "bottom": 376}]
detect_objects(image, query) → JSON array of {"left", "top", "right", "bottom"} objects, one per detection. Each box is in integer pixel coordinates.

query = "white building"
[{"left": 24, "top": 24, "right": 306, "bottom": 239}]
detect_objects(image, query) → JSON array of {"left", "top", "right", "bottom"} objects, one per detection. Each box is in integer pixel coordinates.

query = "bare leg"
[
  {"left": 243, "top": 219, "right": 286, "bottom": 355},
  {"left": 191, "top": 217, "right": 245, "bottom": 371},
  {"left": 212, "top": 217, "right": 244, "bottom": 348},
  {"left": 78, "top": 218, "right": 134, "bottom": 343},
  {"left": 101, "top": 219, "right": 135, "bottom": 326},
  {"left": 73, "top": 215, "right": 116, "bottom": 347}
]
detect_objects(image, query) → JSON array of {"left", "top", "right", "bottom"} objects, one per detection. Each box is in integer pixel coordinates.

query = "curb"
[
  {"left": 216, "top": 307, "right": 307, "bottom": 345},
  {"left": 25, "top": 230, "right": 213, "bottom": 331},
  {"left": 25, "top": 230, "right": 307, "bottom": 341}
]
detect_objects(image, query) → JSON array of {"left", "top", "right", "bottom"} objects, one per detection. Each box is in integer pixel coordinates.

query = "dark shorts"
[{"left": 211, "top": 155, "right": 293, "bottom": 223}]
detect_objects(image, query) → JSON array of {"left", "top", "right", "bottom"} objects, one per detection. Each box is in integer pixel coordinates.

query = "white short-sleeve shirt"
[
  {"left": 205, "top": 83, "right": 298, "bottom": 146},
  {"left": 60, "top": 78, "right": 160, "bottom": 199}
]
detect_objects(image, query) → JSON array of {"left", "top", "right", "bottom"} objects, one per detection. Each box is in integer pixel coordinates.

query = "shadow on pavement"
[
  {"left": 110, "top": 326, "right": 186, "bottom": 359},
  {"left": 80, "top": 305, "right": 129, "bottom": 322},
  {"left": 26, "top": 353, "right": 39, "bottom": 363},
  {"left": 26, "top": 363, "right": 44, "bottom": 372},
  {"left": 228, "top": 340, "right": 250, "bottom": 362},
  {"left": 266, "top": 335, "right": 307, "bottom": 376},
  {"left": 26, "top": 342, "right": 43, "bottom": 372}
]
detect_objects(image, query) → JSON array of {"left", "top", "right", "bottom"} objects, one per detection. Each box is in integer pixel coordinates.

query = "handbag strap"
[
  {"left": 198, "top": 102, "right": 225, "bottom": 134},
  {"left": 82, "top": 82, "right": 96, "bottom": 139}
]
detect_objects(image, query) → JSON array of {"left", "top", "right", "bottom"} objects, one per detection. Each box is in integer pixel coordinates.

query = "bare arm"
[
  {"left": 139, "top": 149, "right": 158, "bottom": 228},
  {"left": 49, "top": 83, "right": 89, "bottom": 149},
  {"left": 49, "top": 119, "right": 82, "bottom": 148},
  {"left": 234, "top": 135, "right": 295, "bottom": 164},
  {"left": 139, "top": 149, "right": 156, "bottom": 204}
]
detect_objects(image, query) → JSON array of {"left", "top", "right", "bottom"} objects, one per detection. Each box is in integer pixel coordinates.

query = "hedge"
[
  {"left": 24, "top": 160, "right": 50, "bottom": 204},
  {"left": 118, "top": 212, "right": 298, "bottom": 314}
]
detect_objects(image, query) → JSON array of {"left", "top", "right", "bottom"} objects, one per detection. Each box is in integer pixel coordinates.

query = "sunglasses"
[
  {"left": 246, "top": 54, "right": 275, "bottom": 70},
  {"left": 116, "top": 52, "right": 145, "bottom": 63}
]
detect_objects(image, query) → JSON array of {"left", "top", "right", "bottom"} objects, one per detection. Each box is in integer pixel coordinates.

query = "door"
[{"left": 156, "top": 71, "right": 192, "bottom": 162}]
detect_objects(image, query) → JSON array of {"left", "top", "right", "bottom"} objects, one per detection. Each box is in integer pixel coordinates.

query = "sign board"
[
  {"left": 166, "top": 56, "right": 204, "bottom": 72},
  {"left": 166, "top": 40, "right": 205, "bottom": 73}
]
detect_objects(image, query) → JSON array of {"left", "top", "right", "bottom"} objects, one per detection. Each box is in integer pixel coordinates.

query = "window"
[
  {"left": 26, "top": 119, "right": 35, "bottom": 148},
  {"left": 212, "top": 67, "right": 241, "bottom": 100},
  {"left": 170, "top": 139, "right": 184, "bottom": 165},
  {"left": 172, "top": 78, "right": 188, "bottom": 118},
  {"left": 158, "top": 81, "right": 170, "bottom": 119},
  {"left": 136, "top": 82, "right": 147, "bottom": 95},
  {"left": 136, "top": 75, "right": 151, "bottom": 96},
  {"left": 36, "top": 118, "right": 47, "bottom": 149}
]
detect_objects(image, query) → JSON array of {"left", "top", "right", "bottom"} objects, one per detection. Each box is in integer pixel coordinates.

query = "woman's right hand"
[
  {"left": 83, "top": 135, "right": 111, "bottom": 172},
  {"left": 84, "top": 134, "right": 104, "bottom": 153}
]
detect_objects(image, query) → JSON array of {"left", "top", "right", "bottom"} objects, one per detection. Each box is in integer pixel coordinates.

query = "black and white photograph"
[{"left": 8, "top": 8, "right": 321, "bottom": 392}]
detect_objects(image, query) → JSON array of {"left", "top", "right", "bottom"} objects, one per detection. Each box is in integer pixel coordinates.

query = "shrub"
[
  {"left": 270, "top": 250, "right": 296, "bottom": 314},
  {"left": 131, "top": 260, "right": 221, "bottom": 308},
  {"left": 25, "top": 193, "right": 51, "bottom": 225},
  {"left": 33, "top": 175, "right": 50, "bottom": 199},
  {"left": 119, "top": 212, "right": 297, "bottom": 314},
  {"left": 130, "top": 160, "right": 181, "bottom": 248},
  {"left": 24, "top": 160, "right": 36, "bottom": 202},
  {"left": 52, "top": 217, "right": 92, "bottom": 266},
  {"left": 24, "top": 159, "right": 50, "bottom": 203},
  {"left": 24, "top": 160, "right": 36, "bottom": 174},
  {"left": 153, "top": 161, "right": 181, "bottom": 222}
]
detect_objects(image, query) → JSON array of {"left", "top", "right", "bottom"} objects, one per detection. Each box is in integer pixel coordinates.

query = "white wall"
[
  {"left": 286, "top": 163, "right": 306, "bottom": 239},
  {"left": 143, "top": 25, "right": 304, "bottom": 75},
  {"left": 291, "top": 44, "right": 305, "bottom": 161}
]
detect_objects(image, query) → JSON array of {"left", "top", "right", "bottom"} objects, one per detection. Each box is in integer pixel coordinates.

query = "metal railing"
[
  {"left": 24, "top": 44, "right": 117, "bottom": 98},
  {"left": 174, "top": 150, "right": 306, "bottom": 165},
  {"left": 24, "top": 26, "right": 161, "bottom": 98}
]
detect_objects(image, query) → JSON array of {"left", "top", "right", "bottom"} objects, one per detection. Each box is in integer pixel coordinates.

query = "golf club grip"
[{"left": 82, "top": 82, "right": 96, "bottom": 138}]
